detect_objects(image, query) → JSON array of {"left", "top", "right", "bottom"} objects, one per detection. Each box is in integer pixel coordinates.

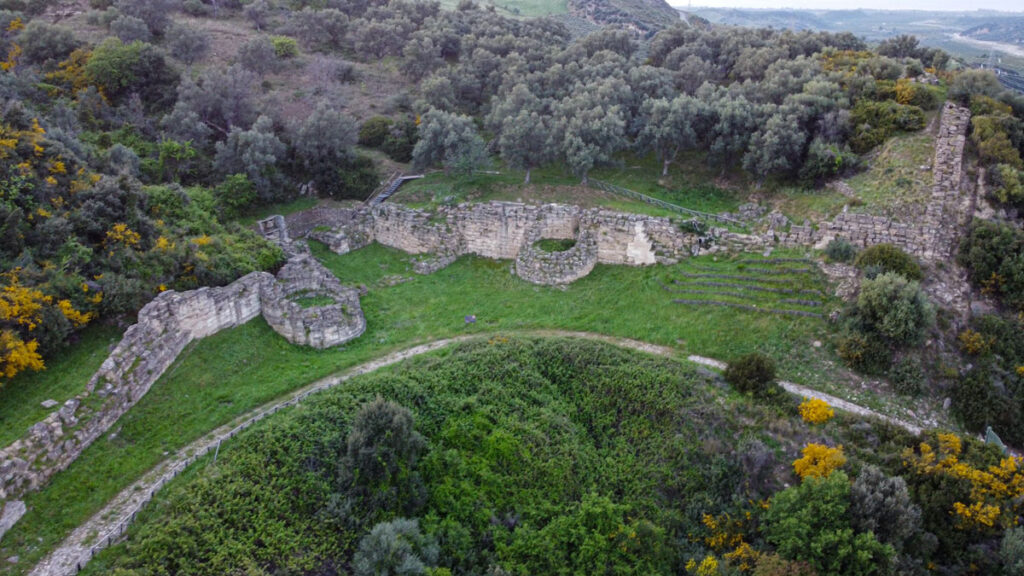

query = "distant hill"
[
  {"left": 962, "top": 19, "right": 1024, "bottom": 45},
  {"left": 681, "top": 7, "right": 1024, "bottom": 74}
]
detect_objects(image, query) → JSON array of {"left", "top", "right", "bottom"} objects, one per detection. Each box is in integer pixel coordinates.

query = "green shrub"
[
  {"left": 958, "top": 220, "right": 1024, "bottom": 311},
  {"left": 824, "top": 237, "right": 857, "bottom": 263},
  {"left": 214, "top": 174, "right": 257, "bottom": 216},
  {"left": 358, "top": 116, "right": 394, "bottom": 148},
  {"left": 381, "top": 117, "right": 418, "bottom": 163},
  {"left": 270, "top": 35, "right": 299, "bottom": 58},
  {"left": 329, "top": 155, "right": 379, "bottom": 201},
  {"left": 849, "top": 100, "right": 926, "bottom": 153},
  {"left": 353, "top": 518, "right": 439, "bottom": 576},
  {"left": 837, "top": 330, "right": 891, "bottom": 375},
  {"left": 854, "top": 243, "right": 922, "bottom": 281},
  {"left": 724, "top": 352, "right": 777, "bottom": 396},
  {"left": 856, "top": 272, "right": 934, "bottom": 345},
  {"left": 952, "top": 365, "right": 1003, "bottom": 434},
  {"left": 890, "top": 355, "right": 925, "bottom": 396},
  {"left": 763, "top": 471, "right": 895, "bottom": 575}
]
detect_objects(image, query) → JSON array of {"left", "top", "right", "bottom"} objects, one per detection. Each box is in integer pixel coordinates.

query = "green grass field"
[
  {"left": 394, "top": 153, "right": 746, "bottom": 218},
  {"left": 0, "top": 324, "right": 123, "bottom": 448},
  {"left": 0, "top": 243, "right": 842, "bottom": 576}
]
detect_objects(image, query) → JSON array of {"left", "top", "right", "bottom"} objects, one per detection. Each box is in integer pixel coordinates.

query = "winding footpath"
[{"left": 32, "top": 330, "right": 924, "bottom": 576}]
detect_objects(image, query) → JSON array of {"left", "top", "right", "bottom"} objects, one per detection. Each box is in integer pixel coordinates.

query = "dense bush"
[
  {"left": 87, "top": 338, "right": 780, "bottom": 575},
  {"left": 271, "top": 35, "right": 299, "bottom": 58},
  {"left": 958, "top": 220, "right": 1024, "bottom": 311},
  {"left": 352, "top": 519, "right": 439, "bottom": 576},
  {"left": 331, "top": 155, "right": 378, "bottom": 200},
  {"left": 83, "top": 38, "right": 177, "bottom": 109},
  {"left": 16, "top": 21, "right": 79, "bottom": 66},
  {"left": 854, "top": 243, "right": 922, "bottom": 281},
  {"left": 824, "top": 237, "right": 857, "bottom": 263},
  {"left": 358, "top": 116, "right": 394, "bottom": 148},
  {"left": 724, "top": 352, "right": 777, "bottom": 396},
  {"left": 837, "top": 330, "right": 892, "bottom": 375},
  {"left": 889, "top": 355, "right": 924, "bottom": 396},
  {"left": 110, "top": 15, "right": 153, "bottom": 43},
  {"left": 952, "top": 364, "right": 1004, "bottom": 434},
  {"left": 764, "top": 471, "right": 894, "bottom": 575},
  {"left": 849, "top": 100, "right": 926, "bottom": 153},
  {"left": 381, "top": 117, "right": 418, "bottom": 162},
  {"left": 855, "top": 272, "right": 934, "bottom": 345}
]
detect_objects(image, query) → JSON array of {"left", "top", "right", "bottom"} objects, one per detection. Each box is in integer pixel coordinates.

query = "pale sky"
[{"left": 672, "top": 1, "right": 1023, "bottom": 11}]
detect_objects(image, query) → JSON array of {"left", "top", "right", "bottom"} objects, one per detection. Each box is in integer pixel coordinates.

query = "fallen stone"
[
  {"left": 0, "top": 500, "right": 27, "bottom": 542},
  {"left": 40, "top": 399, "right": 58, "bottom": 409}
]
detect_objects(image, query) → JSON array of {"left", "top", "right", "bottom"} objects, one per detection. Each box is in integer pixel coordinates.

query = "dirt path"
[{"left": 31, "top": 331, "right": 925, "bottom": 576}]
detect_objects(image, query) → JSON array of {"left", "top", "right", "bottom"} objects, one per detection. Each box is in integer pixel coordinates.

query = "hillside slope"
[{"left": 568, "top": 0, "right": 681, "bottom": 34}]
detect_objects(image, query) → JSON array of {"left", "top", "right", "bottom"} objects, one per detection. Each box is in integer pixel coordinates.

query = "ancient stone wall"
[
  {"left": 296, "top": 202, "right": 704, "bottom": 278},
  {"left": 0, "top": 254, "right": 366, "bottom": 501},
  {"left": 261, "top": 255, "right": 366, "bottom": 349},
  {"left": 515, "top": 224, "right": 599, "bottom": 285},
  {"left": 780, "top": 102, "right": 973, "bottom": 262}
]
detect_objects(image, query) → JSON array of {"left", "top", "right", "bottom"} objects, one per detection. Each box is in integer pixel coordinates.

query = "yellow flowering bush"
[
  {"left": 793, "top": 443, "right": 846, "bottom": 479},
  {"left": 799, "top": 397, "right": 834, "bottom": 424},
  {"left": 903, "top": 432, "right": 1024, "bottom": 531}
]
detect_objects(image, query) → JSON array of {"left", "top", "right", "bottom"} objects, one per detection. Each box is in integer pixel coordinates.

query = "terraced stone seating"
[{"left": 663, "top": 257, "right": 828, "bottom": 319}]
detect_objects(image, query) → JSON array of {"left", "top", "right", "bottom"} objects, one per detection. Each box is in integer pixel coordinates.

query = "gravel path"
[
  {"left": 31, "top": 332, "right": 925, "bottom": 576},
  {"left": 688, "top": 355, "right": 921, "bottom": 435}
]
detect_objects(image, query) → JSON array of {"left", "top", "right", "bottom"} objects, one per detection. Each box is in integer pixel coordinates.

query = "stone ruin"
[
  {"left": 273, "top": 201, "right": 718, "bottom": 284},
  {"left": 780, "top": 102, "right": 974, "bottom": 263},
  {"left": 1, "top": 101, "right": 982, "bottom": 513},
  {"left": 262, "top": 255, "right": 366, "bottom": 349},
  {"left": 0, "top": 251, "right": 364, "bottom": 502}
]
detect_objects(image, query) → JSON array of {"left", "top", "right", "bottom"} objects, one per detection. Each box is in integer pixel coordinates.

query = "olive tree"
[
  {"left": 114, "top": 0, "right": 180, "bottom": 35},
  {"left": 412, "top": 108, "right": 488, "bottom": 175},
  {"left": 553, "top": 91, "right": 626, "bottom": 186},
  {"left": 635, "top": 95, "right": 708, "bottom": 177},
  {"left": 292, "top": 101, "right": 358, "bottom": 196},
  {"left": 213, "top": 115, "right": 286, "bottom": 201},
  {"left": 166, "top": 24, "right": 209, "bottom": 65},
  {"left": 488, "top": 84, "right": 555, "bottom": 184}
]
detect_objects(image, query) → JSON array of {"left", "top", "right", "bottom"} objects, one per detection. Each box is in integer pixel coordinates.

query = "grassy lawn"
[
  {"left": 11, "top": 237, "right": 964, "bottom": 574},
  {"left": 0, "top": 243, "right": 841, "bottom": 575},
  {"left": 394, "top": 153, "right": 747, "bottom": 218},
  {"left": 0, "top": 324, "right": 123, "bottom": 448},
  {"left": 769, "top": 129, "right": 937, "bottom": 224},
  {"left": 844, "top": 131, "right": 936, "bottom": 218}
]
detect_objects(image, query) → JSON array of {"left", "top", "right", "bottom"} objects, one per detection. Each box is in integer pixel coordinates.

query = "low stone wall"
[{"left": 0, "top": 253, "right": 366, "bottom": 502}]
